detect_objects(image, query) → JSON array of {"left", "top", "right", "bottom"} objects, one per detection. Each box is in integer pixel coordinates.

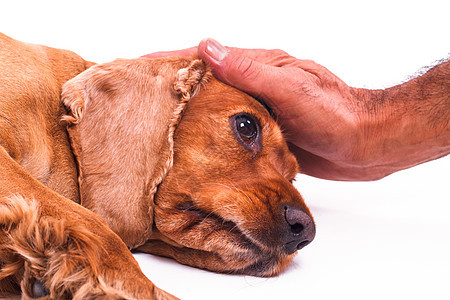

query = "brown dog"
[{"left": 0, "top": 33, "right": 315, "bottom": 299}]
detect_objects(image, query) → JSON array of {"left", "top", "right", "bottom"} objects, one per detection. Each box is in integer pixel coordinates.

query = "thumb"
[{"left": 197, "top": 38, "right": 274, "bottom": 100}]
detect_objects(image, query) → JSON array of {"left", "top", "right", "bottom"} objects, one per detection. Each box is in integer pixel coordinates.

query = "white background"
[{"left": 2, "top": 1, "right": 449, "bottom": 299}]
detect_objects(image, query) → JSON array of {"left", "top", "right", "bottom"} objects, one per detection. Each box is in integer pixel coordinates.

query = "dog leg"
[{"left": 0, "top": 147, "right": 177, "bottom": 299}]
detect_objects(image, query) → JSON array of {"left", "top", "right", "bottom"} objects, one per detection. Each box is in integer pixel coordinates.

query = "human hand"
[{"left": 146, "top": 39, "right": 371, "bottom": 181}]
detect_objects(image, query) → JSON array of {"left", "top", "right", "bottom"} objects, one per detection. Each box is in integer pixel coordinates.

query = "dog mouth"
[
  {"left": 173, "top": 201, "right": 291, "bottom": 275},
  {"left": 176, "top": 201, "right": 258, "bottom": 251}
]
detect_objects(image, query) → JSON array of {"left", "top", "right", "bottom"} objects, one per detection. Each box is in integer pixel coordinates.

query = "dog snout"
[{"left": 282, "top": 204, "right": 316, "bottom": 254}]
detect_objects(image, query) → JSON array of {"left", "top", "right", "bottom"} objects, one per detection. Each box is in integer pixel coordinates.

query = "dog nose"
[{"left": 282, "top": 204, "right": 316, "bottom": 254}]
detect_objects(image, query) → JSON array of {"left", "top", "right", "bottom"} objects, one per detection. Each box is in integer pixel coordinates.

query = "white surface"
[{"left": 2, "top": 1, "right": 449, "bottom": 299}]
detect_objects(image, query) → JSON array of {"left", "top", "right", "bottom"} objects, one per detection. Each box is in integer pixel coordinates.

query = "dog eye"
[
  {"left": 236, "top": 115, "right": 257, "bottom": 141},
  {"left": 231, "top": 114, "right": 262, "bottom": 153}
]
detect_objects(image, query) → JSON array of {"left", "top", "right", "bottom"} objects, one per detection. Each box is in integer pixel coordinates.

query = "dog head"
[{"left": 62, "top": 57, "right": 315, "bottom": 277}]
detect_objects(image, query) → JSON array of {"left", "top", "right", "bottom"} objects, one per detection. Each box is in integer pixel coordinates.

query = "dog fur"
[{"left": 0, "top": 33, "right": 314, "bottom": 299}]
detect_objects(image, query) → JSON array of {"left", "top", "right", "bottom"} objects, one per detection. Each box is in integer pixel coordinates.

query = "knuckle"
[
  {"left": 270, "top": 48, "right": 290, "bottom": 57},
  {"left": 268, "top": 49, "right": 293, "bottom": 66},
  {"left": 232, "top": 55, "right": 261, "bottom": 81}
]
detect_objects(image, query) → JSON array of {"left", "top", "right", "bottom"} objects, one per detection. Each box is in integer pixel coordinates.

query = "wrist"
[
  {"left": 351, "top": 77, "right": 450, "bottom": 179},
  {"left": 345, "top": 87, "right": 394, "bottom": 178}
]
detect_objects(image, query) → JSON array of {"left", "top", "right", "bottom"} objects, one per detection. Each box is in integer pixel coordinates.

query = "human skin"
[{"left": 145, "top": 39, "right": 450, "bottom": 181}]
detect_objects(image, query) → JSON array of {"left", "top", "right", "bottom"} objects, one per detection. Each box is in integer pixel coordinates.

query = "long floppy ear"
[{"left": 61, "top": 57, "right": 210, "bottom": 248}]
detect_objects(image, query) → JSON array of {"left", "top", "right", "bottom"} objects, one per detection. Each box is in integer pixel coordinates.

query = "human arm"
[{"left": 346, "top": 61, "right": 449, "bottom": 180}]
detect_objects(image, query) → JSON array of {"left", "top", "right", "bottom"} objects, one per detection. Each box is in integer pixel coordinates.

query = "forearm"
[{"left": 354, "top": 60, "right": 450, "bottom": 177}]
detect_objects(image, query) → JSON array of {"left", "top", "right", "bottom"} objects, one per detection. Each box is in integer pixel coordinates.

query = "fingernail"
[{"left": 204, "top": 38, "right": 229, "bottom": 62}]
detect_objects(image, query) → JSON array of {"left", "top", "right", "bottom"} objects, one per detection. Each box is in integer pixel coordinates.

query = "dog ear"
[
  {"left": 61, "top": 57, "right": 210, "bottom": 249},
  {"left": 174, "top": 59, "right": 211, "bottom": 100},
  {"left": 61, "top": 75, "right": 88, "bottom": 125}
]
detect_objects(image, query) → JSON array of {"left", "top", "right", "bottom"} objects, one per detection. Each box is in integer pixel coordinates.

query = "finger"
[
  {"left": 287, "top": 143, "right": 344, "bottom": 181},
  {"left": 142, "top": 47, "right": 197, "bottom": 58},
  {"left": 197, "top": 39, "right": 310, "bottom": 113},
  {"left": 197, "top": 38, "right": 274, "bottom": 98}
]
